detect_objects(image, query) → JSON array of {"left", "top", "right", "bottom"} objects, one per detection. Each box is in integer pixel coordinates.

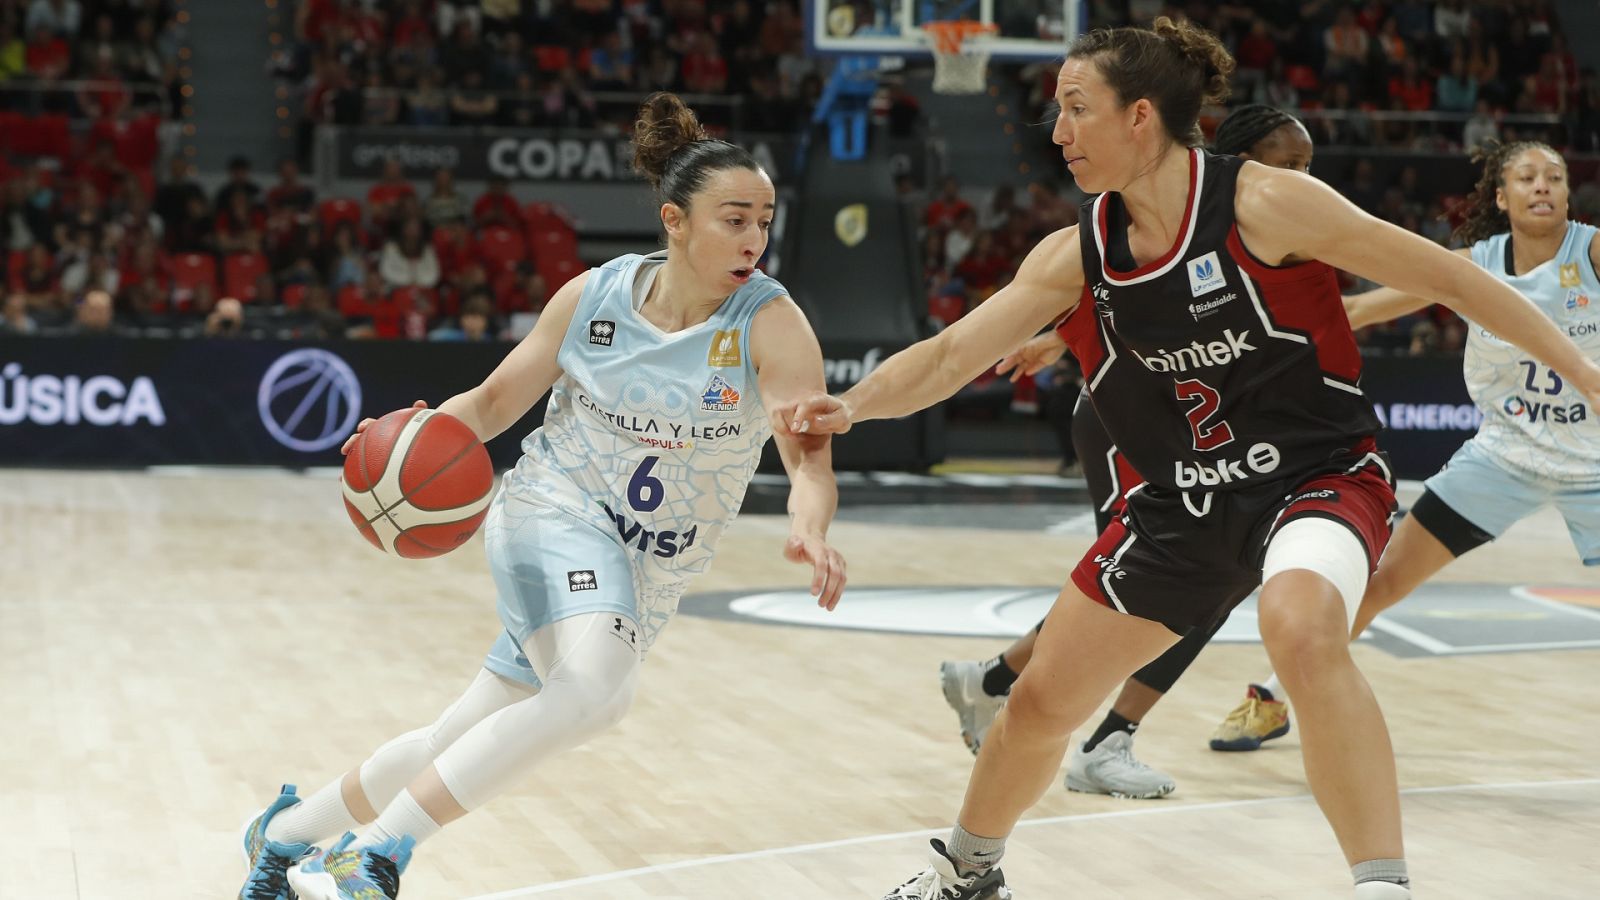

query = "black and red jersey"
[{"left": 1056, "top": 149, "right": 1382, "bottom": 492}]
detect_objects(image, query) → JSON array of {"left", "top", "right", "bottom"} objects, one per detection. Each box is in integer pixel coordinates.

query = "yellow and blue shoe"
[
  {"left": 1209, "top": 684, "right": 1291, "bottom": 751},
  {"left": 288, "top": 832, "right": 415, "bottom": 900},
  {"left": 239, "top": 784, "right": 316, "bottom": 900}
]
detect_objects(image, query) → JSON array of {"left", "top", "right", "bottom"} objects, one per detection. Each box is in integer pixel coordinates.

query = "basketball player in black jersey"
[
  {"left": 938, "top": 106, "right": 1316, "bottom": 801},
  {"left": 783, "top": 18, "right": 1600, "bottom": 900}
]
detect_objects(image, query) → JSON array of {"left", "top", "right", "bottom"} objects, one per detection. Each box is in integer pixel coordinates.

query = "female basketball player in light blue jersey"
[
  {"left": 236, "top": 93, "right": 847, "bottom": 900},
  {"left": 1216, "top": 141, "right": 1600, "bottom": 744}
]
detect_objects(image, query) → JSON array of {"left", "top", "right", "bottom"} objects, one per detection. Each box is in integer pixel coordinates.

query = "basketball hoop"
[{"left": 922, "top": 20, "right": 998, "bottom": 95}]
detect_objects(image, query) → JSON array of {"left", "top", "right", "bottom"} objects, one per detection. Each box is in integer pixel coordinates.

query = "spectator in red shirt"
[
  {"left": 367, "top": 157, "right": 417, "bottom": 232},
  {"left": 392, "top": 0, "right": 433, "bottom": 47},
  {"left": 24, "top": 24, "right": 69, "bottom": 82},
  {"left": 215, "top": 191, "right": 266, "bottom": 254},
  {"left": 924, "top": 176, "right": 972, "bottom": 231},
  {"left": 1234, "top": 20, "right": 1277, "bottom": 75},
  {"left": 472, "top": 175, "right": 520, "bottom": 229},
  {"left": 681, "top": 32, "right": 728, "bottom": 94},
  {"left": 267, "top": 159, "right": 316, "bottom": 213},
  {"left": 954, "top": 231, "right": 1011, "bottom": 294},
  {"left": 1388, "top": 58, "right": 1434, "bottom": 111}
]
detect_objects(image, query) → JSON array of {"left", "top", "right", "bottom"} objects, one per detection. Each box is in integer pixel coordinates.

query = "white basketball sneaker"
[
  {"left": 940, "top": 660, "right": 1007, "bottom": 755},
  {"left": 1354, "top": 881, "right": 1411, "bottom": 898},
  {"left": 1065, "top": 730, "right": 1176, "bottom": 799}
]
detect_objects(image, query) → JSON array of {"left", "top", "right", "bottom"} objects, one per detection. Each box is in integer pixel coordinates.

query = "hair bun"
[
  {"left": 632, "top": 92, "right": 709, "bottom": 189},
  {"left": 1152, "top": 16, "right": 1234, "bottom": 107}
]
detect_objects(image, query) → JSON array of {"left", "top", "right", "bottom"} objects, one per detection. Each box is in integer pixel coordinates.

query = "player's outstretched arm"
[
  {"left": 1238, "top": 167, "right": 1600, "bottom": 405},
  {"left": 786, "top": 227, "right": 1085, "bottom": 434},
  {"left": 436, "top": 271, "right": 591, "bottom": 442},
  {"left": 752, "top": 298, "right": 846, "bottom": 610},
  {"left": 1341, "top": 250, "right": 1470, "bottom": 329}
]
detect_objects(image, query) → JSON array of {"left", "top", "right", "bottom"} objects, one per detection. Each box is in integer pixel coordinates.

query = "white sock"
[
  {"left": 1260, "top": 673, "right": 1283, "bottom": 699},
  {"left": 1354, "top": 881, "right": 1411, "bottom": 898},
  {"left": 263, "top": 778, "right": 361, "bottom": 846},
  {"left": 357, "top": 788, "right": 442, "bottom": 850}
]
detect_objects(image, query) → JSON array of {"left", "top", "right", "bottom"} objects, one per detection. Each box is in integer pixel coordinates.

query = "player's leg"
[
  {"left": 259, "top": 662, "right": 535, "bottom": 844},
  {"left": 939, "top": 392, "right": 1127, "bottom": 755},
  {"left": 1253, "top": 464, "right": 1411, "bottom": 896},
  {"left": 1217, "top": 440, "right": 1526, "bottom": 751},
  {"left": 288, "top": 612, "right": 640, "bottom": 900},
  {"left": 1067, "top": 613, "right": 1224, "bottom": 798},
  {"left": 886, "top": 499, "right": 1244, "bottom": 899}
]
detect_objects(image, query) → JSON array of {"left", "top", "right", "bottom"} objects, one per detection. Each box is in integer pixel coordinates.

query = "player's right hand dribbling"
[
  {"left": 340, "top": 400, "right": 429, "bottom": 456},
  {"left": 782, "top": 392, "right": 853, "bottom": 435}
]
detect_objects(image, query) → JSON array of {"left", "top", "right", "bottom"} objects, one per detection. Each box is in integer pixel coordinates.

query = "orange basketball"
[{"left": 340, "top": 407, "right": 495, "bottom": 559}]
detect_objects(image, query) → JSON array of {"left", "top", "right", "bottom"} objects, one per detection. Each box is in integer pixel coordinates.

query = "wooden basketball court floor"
[{"left": 2, "top": 467, "right": 1597, "bottom": 899}]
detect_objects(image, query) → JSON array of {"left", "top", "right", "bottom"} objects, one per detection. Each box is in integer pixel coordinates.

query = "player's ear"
[{"left": 661, "top": 202, "right": 687, "bottom": 238}]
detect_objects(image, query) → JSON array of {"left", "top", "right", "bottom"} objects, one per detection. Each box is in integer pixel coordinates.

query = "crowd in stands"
[
  {"left": 0, "top": 0, "right": 183, "bottom": 118},
  {"left": 276, "top": 0, "right": 820, "bottom": 137},
  {"left": 1036, "top": 0, "right": 1598, "bottom": 151},
  {"left": 0, "top": 151, "right": 581, "bottom": 341}
]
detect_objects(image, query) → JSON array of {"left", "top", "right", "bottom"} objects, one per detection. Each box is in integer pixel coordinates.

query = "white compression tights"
[{"left": 274, "top": 612, "right": 640, "bottom": 845}]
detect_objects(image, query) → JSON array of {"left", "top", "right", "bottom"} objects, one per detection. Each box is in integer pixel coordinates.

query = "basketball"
[{"left": 340, "top": 407, "right": 495, "bottom": 559}]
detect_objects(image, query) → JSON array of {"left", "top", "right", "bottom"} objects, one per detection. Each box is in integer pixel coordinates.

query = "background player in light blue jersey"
[
  {"left": 238, "top": 93, "right": 847, "bottom": 900},
  {"left": 1219, "top": 140, "right": 1600, "bottom": 748}
]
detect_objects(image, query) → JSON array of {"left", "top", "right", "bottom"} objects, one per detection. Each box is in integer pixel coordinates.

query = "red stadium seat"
[
  {"left": 475, "top": 225, "right": 527, "bottom": 275},
  {"left": 928, "top": 293, "right": 965, "bottom": 327},
  {"left": 170, "top": 253, "right": 219, "bottom": 294},
  {"left": 11, "top": 114, "right": 73, "bottom": 160},
  {"left": 318, "top": 198, "right": 363, "bottom": 233},
  {"left": 280, "top": 283, "right": 308, "bottom": 309},
  {"left": 223, "top": 253, "right": 270, "bottom": 301}
]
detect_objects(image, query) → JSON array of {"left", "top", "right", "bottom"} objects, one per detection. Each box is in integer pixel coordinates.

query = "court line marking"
[{"left": 461, "top": 778, "right": 1600, "bottom": 899}]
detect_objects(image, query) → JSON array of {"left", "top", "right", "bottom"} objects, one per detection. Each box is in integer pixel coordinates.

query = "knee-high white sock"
[
  {"left": 356, "top": 789, "right": 441, "bottom": 850},
  {"left": 264, "top": 777, "right": 361, "bottom": 846},
  {"left": 433, "top": 613, "right": 639, "bottom": 812},
  {"left": 266, "top": 668, "right": 533, "bottom": 847}
]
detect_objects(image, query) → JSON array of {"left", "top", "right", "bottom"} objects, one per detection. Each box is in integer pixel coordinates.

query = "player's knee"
[
  {"left": 1257, "top": 582, "right": 1351, "bottom": 675},
  {"left": 1005, "top": 675, "right": 1084, "bottom": 739},
  {"left": 564, "top": 666, "right": 637, "bottom": 735}
]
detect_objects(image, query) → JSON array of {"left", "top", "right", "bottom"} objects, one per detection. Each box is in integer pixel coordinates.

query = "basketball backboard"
[{"left": 808, "top": 0, "right": 1079, "bottom": 61}]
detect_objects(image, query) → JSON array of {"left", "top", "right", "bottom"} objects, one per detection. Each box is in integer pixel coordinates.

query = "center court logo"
[{"left": 257, "top": 348, "right": 362, "bottom": 452}]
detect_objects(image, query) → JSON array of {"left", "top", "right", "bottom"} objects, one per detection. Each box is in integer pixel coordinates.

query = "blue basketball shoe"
[
  {"left": 288, "top": 832, "right": 415, "bottom": 900},
  {"left": 239, "top": 784, "right": 316, "bottom": 900}
]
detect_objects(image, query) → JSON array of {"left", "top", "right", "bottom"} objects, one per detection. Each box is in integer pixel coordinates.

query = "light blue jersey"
[
  {"left": 1464, "top": 222, "right": 1600, "bottom": 487},
  {"left": 483, "top": 251, "right": 785, "bottom": 671}
]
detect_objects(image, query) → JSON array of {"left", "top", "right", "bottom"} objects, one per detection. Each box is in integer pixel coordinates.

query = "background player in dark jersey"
[
  {"left": 784, "top": 18, "right": 1600, "bottom": 900},
  {"left": 938, "top": 105, "right": 1318, "bottom": 801}
]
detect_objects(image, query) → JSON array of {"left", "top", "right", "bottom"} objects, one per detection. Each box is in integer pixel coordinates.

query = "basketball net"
[{"left": 923, "top": 21, "right": 997, "bottom": 95}]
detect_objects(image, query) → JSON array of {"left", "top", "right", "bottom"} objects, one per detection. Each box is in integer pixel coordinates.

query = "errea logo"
[
  {"left": 589, "top": 321, "right": 615, "bottom": 346},
  {"left": 568, "top": 570, "right": 598, "bottom": 591},
  {"left": 1187, "top": 251, "right": 1226, "bottom": 297}
]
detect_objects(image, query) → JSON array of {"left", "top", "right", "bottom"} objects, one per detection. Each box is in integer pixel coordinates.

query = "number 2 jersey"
[
  {"left": 1464, "top": 222, "right": 1600, "bottom": 488},
  {"left": 1057, "top": 149, "right": 1383, "bottom": 492},
  {"left": 501, "top": 251, "right": 783, "bottom": 588}
]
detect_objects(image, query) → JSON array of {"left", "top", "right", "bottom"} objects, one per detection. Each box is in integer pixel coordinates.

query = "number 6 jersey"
[{"left": 502, "top": 251, "right": 785, "bottom": 588}]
